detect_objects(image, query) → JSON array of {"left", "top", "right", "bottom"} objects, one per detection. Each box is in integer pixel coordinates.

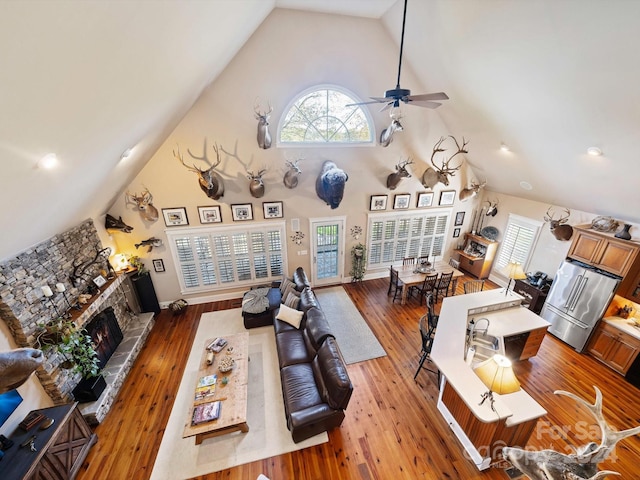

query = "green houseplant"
[{"left": 350, "top": 243, "right": 367, "bottom": 282}]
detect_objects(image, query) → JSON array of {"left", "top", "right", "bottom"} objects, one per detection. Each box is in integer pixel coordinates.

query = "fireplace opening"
[{"left": 84, "top": 307, "right": 124, "bottom": 368}]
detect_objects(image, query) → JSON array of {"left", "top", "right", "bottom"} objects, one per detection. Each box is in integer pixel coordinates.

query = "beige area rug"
[
  {"left": 150, "top": 309, "right": 328, "bottom": 480},
  {"left": 314, "top": 286, "right": 387, "bottom": 364}
]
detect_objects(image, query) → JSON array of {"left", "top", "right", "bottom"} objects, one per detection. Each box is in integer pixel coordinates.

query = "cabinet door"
[
  {"left": 587, "top": 327, "right": 616, "bottom": 361},
  {"left": 607, "top": 338, "right": 639, "bottom": 375},
  {"left": 596, "top": 239, "right": 638, "bottom": 277},
  {"left": 568, "top": 230, "right": 602, "bottom": 264}
]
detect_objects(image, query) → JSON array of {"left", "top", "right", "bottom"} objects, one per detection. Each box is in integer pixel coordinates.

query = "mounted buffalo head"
[
  {"left": 316, "top": 160, "right": 348, "bottom": 209},
  {"left": 0, "top": 348, "right": 44, "bottom": 394}
]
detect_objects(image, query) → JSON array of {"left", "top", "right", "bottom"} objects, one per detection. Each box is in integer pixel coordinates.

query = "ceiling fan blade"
[
  {"left": 405, "top": 92, "right": 449, "bottom": 102},
  {"left": 405, "top": 100, "right": 443, "bottom": 109},
  {"left": 379, "top": 102, "right": 395, "bottom": 112},
  {"left": 345, "top": 99, "right": 386, "bottom": 107}
]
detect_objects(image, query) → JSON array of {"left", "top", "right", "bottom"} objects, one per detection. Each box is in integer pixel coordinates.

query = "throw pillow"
[
  {"left": 284, "top": 291, "right": 300, "bottom": 309},
  {"left": 280, "top": 277, "right": 295, "bottom": 295},
  {"left": 276, "top": 304, "right": 304, "bottom": 329},
  {"left": 282, "top": 281, "right": 300, "bottom": 302}
]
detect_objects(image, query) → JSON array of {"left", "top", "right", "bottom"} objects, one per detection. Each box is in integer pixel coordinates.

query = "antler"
[
  {"left": 254, "top": 99, "right": 273, "bottom": 116},
  {"left": 397, "top": 158, "right": 414, "bottom": 169},
  {"left": 545, "top": 206, "right": 570, "bottom": 223},
  {"left": 174, "top": 145, "right": 203, "bottom": 174}
]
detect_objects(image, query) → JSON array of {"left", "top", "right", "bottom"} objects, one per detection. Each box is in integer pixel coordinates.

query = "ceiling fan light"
[
  {"left": 38, "top": 153, "right": 58, "bottom": 170},
  {"left": 587, "top": 147, "right": 602, "bottom": 156}
]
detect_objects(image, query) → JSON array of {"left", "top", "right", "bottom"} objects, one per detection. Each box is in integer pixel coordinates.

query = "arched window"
[{"left": 278, "top": 85, "right": 374, "bottom": 146}]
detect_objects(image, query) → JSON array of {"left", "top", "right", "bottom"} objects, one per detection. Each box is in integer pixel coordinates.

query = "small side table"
[{"left": 513, "top": 279, "right": 549, "bottom": 314}]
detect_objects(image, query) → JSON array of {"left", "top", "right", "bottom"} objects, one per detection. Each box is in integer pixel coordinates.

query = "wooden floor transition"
[{"left": 77, "top": 275, "right": 640, "bottom": 480}]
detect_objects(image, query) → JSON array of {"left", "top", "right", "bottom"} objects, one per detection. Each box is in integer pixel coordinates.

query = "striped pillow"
[{"left": 284, "top": 291, "right": 300, "bottom": 309}]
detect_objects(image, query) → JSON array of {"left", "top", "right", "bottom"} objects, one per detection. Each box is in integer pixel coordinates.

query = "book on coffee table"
[
  {"left": 194, "top": 374, "right": 217, "bottom": 402},
  {"left": 191, "top": 400, "right": 221, "bottom": 426}
]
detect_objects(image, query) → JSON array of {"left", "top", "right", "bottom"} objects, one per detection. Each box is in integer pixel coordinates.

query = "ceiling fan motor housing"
[{"left": 384, "top": 87, "right": 411, "bottom": 99}]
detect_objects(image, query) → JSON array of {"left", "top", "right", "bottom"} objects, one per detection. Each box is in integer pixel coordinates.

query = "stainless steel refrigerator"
[{"left": 540, "top": 259, "right": 620, "bottom": 352}]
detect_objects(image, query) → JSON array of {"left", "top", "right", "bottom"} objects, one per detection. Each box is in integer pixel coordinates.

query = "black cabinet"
[
  {"left": 514, "top": 279, "right": 548, "bottom": 315},
  {"left": 129, "top": 271, "right": 160, "bottom": 314}
]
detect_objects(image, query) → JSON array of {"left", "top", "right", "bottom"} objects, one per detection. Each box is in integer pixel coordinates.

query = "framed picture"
[
  {"left": 417, "top": 192, "right": 434, "bottom": 208},
  {"left": 153, "top": 259, "right": 165, "bottom": 273},
  {"left": 393, "top": 194, "right": 411, "bottom": 210},
  {"left": 263, "top": 201, "right": 283, "bottom": 219},
  {"left": 231, "top": 203, "right": 253, "bottom": 221},
  {"left": 93, "top": 274, "right": 107, "bottom": 288},
  {"left": 198, "top": 206, "right": 222, "bottom": 224},
  {"left": 454, "top": 211, "right": 465, "bottom": 226},
  {"left": 439, "top": 190, "right": 456, "bottom": 206},
  {"left": 162, "top": 207, "right": 189, "bottom": 227},
  {"left": 370, "top": 195, "right": 388, "bottom": 211},
  {"left": 453, "top": 228, "right": 461, "bottom": 238}
]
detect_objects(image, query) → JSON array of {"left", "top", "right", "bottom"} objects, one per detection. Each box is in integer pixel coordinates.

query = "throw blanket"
[{"left": 242, "top": 287, "right": 271, "bottom": 314}]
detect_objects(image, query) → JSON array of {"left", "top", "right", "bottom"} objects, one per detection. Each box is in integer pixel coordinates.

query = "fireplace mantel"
[{"left": 67, "top": 273, "right": 125, "bottom": 329}]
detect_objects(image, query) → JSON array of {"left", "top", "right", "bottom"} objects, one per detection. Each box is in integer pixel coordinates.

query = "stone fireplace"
[{"left": 84, "top": 307, "right": 124, "bottom": 369}]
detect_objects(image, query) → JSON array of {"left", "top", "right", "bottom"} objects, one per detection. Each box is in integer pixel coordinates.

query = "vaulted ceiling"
[{"left": 1, "top": 0, "right": 638, "bottom": 261}]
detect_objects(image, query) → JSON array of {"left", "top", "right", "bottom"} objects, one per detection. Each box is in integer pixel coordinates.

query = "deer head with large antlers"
[
  {"left": 283, "top": 159, "right": 302, "bottom": 189},
  {"left": 503, "top": 386, "right": 640, "bottom": 480},
  {"left": 544, "top": 206, "right": 574, "bottom": 241},
  {"left": 246, "top": 168, "right": 267, "bottom": 198},
  {"left": 125, "top": 187, "right": 159, "bottom": 222},
  {"left": 386, "top": 158, "right": 413, "bottom": 190},
  {"left": 254, "top": 100, "right": 273, "bottom": 149},
  {"left": 174, "top": 140, "right": 224, "bottom": 200},
  {"left": 422, "top": 136, "right": 467, "bottom": 189},
  {"left": 380, "top": 110, "right": 403, "bottom": 148}
]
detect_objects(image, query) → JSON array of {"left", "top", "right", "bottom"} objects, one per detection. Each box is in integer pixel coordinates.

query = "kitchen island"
[{"left": 430, "top": 290, "right": 551, "bottom": 470}]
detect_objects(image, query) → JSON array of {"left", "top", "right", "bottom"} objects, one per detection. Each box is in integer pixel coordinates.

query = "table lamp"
[
  {"left": 501, "top": 261, "right": 526, "bottom": 296},
  {"left": 474, "top": 354, "right": 521, "bottom": 412}
]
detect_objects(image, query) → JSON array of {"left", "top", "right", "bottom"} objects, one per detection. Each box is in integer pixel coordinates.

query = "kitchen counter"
[{"left": 603, "top": 316, "right": 640, "bottom": 341}]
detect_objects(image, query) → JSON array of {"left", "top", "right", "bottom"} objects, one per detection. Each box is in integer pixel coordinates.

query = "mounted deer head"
[
  {"left": 485, "top": 199, "right": 499, "bottom": 216},
  {"left": 380, "top": 111, "right": 403, "bottom": 147},
  {"left": 421, "top": 136, "right": 467, "bottom": 189},
  {"left": 283, "top": 159, "right": 302, "bottom": 189},
  {"left": 254, "top": 100, "right": 273, "bottom": 149},
  {"left": 544, "top": 206, "right": 574, "bottom": 241},
  {"left": 246, "top": 168, "right": 267, "bottom": 198},
  {"left": 386, "top": 158, "right": 413, "bottom": 190},
  {"left": 174, "top": 140, "right": 224, "bottom": 200},
  {"left": 125, "top": 188, "right": 159, "bottom": 222},
  {"left": 503, "top": 386, "right": 640, "bottom": 480},
  {"left": 459, "top": 180, "right": 486, "bottom": 202}
]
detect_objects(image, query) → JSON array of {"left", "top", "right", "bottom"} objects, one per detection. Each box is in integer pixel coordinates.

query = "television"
[{"left": 0, "top": 390, "right": 23, "bottom": 427}]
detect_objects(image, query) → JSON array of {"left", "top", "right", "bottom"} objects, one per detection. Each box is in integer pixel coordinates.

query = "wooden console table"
[{"left": 1, "top": 403, "right": 97, "bottom": 480}]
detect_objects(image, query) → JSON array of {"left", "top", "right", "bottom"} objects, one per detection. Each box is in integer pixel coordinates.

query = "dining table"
[{"left": 392, "top": 261, "right": 465, "bottom": 305}]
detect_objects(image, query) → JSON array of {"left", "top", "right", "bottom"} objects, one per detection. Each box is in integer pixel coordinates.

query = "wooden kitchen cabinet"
[
  {"left": 519, "top": 327, "right": 548, "bottom": 360},
  {"left": 513, "top": 279, "right": 548, "bottom": 314},
  {"left": 455, "top": 233, "right": 498, "bottom": 279},
  {"left": 587, "top": 321, "right": 640, "bottom": 375},
  {"left": 568, "top": 226, "right": 640, "bottom": 277}
]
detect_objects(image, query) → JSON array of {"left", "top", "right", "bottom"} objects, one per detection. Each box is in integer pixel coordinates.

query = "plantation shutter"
[{"left": 494, "top": 215, "right": 541, "bottom": 273}]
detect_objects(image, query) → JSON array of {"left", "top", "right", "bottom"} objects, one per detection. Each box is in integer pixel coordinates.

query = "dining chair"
[
  {"left": 416, "top": 255, "right": 430, "bottom": 265},
  {"left": 414, "top": 293, "right": 440, "bottom": 381},
  {"left": 410, "top": 273, "right": 438, "bottom": 305},
  {"left": 433, "top": 271, "right": 454, "bottom": 303},
  {"left": 464, "top": 279, "right": 485, "bottom": 294},
  {"left": 388, "top": 266, "right": 404, "bottom": 302},
  {"left": 403, "top": 257, "right": 416, "bottom": 266}
]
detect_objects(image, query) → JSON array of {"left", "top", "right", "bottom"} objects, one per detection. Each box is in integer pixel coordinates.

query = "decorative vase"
[{"left": 615, "top": 224, "right": 632, "bottom": 240}]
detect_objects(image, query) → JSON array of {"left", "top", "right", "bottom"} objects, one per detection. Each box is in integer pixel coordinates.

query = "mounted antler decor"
[
  {"left": 283, "top": 158, "right": 302, "bottom": 189},
  {"left": 380, "top": 110, "right": 403, "bottom": 147},
  {"left": 246, "top": 168, "right": 267, "bottom": 198},
  {"left": 254, "top": 99, "right": 273, "bottom": 149},
  {"left": 174, "top": 139, "right": 225, "bottom": 200},
  {"left": 125, "top": 187, "right": 159, "bottom": 222},
  {"left": 544, "top": 206, "right": 574, "bottom": 241},
  {"left": 386, "top": 158, "right": 413, "bottom": 190},
  {"left": 459, "top": 180, "right": 486, "bottom": 202},
  {"left": 422, "top": 136, "right": 467, "bottom": 189},
  {"left": 503, "top": 386, "right": 640, "bottom": 480}
]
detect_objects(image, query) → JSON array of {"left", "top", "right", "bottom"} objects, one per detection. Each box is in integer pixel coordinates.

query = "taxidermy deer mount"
[
  {"left": 174, "top": 139, "right": 225, "bottom": 200},
  {"left": 386, "top": 158, "right": 413, "bottom": 190},
  {"left": 485, "top": 199, "right": 499, "bottom": 217},
  {"left": 544, "top": 206, "right": 574, "bottom": 241},
  {"left": 125, "top": 188, "right": 159, "bottom": 222},
  {"left": 219, "top": 143, "right": 266, "bottom": 198},
  {"left": 421, "top": 136, "right": 466, "bottom": 189},
  {"left": 254, "top": 99, "right": 273, "bottom": 149},
  {"left": 283, "top": 159, "right": 302, "bottom": 189},
  {"left": 459, "top": 180, "right": 486, "bottom": 202},
  {"left": 380, "top": 110, "right": 403, "bottom": 147},
  {"left": 503, "top": 386, "right": 640, "bottom": 480}
]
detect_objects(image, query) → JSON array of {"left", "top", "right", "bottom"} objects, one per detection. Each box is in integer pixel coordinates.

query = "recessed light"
[
  {"left": 587, "top": 147, "right": 602, "bottom": 156},
  {"left": 38, "top": 153, "right": 58, "bottom": 169},
  {"left": 500, "top": 143, "right": 510, "bottom": 152},
  {"left": 121, "top": 148, "right": 132, "bottom": 160},
  {"left": 520, "top": 181, "right": 533, "bottom": 190}
]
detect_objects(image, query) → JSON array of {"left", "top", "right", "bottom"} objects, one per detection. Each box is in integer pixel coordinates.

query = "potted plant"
[{"left": 350, "top": 243, "right": 367, "bottom": 282}]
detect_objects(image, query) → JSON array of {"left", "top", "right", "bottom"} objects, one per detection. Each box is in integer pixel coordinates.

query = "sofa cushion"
[
  {"left": 276, "top": 330, "right": 313, "bottom": 368},
  {"left": 280, "top": 277, "right": 295, "bottom": 295},
  {"left": 312, "top": 337, "right": 352, "bottom": 410},
  {"left": 280, "top": 363, "right": 324, "bottom": 414},
  {"left": 303, "top": 307, "right": 334, "bottom": 354},
  {"left": 299, "top": 287, "right": 319, "bottom": 312},
  {"left": 276, "top": 304, "right": 304, "bottom": 329},
  {"left": 284, "top": 291, "right": 300, "bottom": 309},
  {"left": 293, "top": 267, "right": 311, "bottom": 291}
]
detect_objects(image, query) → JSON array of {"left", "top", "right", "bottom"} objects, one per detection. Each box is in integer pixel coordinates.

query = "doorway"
[{"left": 309, "top": 216, "right": 345, "bottom": 286}]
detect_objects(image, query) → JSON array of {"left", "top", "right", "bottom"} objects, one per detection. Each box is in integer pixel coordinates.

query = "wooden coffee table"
[{"left": 182, "top": 332, "right": 249, "bottom": 444}]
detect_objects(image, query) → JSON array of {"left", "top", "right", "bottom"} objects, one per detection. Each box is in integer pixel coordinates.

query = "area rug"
[
  {"left": 314, "top": 286, "right": 387, "bottom": 364},
  {"left": 150, "top": 309, "right": 328, "bottom": 480}
]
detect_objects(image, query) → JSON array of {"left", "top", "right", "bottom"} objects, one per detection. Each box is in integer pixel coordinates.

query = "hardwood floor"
[{"left": 77, "top": 277, "right": 640, "bottom": 480}]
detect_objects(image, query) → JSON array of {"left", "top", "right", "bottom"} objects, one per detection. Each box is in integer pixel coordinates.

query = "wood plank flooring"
[{"left": 77, "top": 276, "right": 640, "bottom": 480}]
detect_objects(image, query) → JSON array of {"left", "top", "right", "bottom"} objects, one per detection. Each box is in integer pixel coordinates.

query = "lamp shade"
[
  {"left": 112, "top": 253, "right": 129, "bottom": 272},
  {"left": 501, "top": 261, "right": 527, "bottom": 281},
  {"left": 473, "top": 354, "right": 521, "bottom": 395}
]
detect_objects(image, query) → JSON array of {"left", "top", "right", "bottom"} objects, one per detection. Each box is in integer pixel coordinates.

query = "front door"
[{"left": 310, "top": 217, "right": 345, "bottom": 286}]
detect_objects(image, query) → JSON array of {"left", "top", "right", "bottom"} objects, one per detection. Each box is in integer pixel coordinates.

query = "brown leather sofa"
[{"left": 273, "top": 269, "right": 353, "bottom": 443}]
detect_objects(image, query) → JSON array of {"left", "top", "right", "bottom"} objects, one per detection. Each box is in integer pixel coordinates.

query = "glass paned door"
[{"left": 310, "top": 217, "right": 345, "bottom": 286}]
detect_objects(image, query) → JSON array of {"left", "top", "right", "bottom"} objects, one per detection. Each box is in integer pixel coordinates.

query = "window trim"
[
  {"left": 276, "top": 84, "right": 376, "bottom": 147},
  {"left": 165, "top": 221, "right": 287, "bottom": 294},
  {"left": 493, "top": 214, "right": 543, "bottom": 279}
]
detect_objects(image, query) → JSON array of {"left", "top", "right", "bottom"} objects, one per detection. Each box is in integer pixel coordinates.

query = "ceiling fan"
[{"left": 350, "top": 0, "right": 449, "bottom": 111}]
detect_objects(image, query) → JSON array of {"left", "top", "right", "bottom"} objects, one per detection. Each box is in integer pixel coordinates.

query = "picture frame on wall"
[
  {"left": 162, "top": 207, "right": 189, "bottom": 227},
  {"left": 453, "top": 228, "right": 461, "bottom": 238},
  {"left": 393, "top": 194, "right": 411, "bottom": 209},
  {"left": 439, "top": 190, "right": 456, "bottom": 206},
  {"left": 198, "top": 205, "right": 222, "bottom": 224},
  {"left": 416, "top": 192, "right": 434, "bottom": 208},
  {"left": 263, "top": 201, "right": 283, "bottom": 219},
  {"left": 454, "top": 211, "right": 465, "bottom": 226},
  {"left": 153, "top": 259, "right": 165, "bottom": 273},
  {"left": 231, "top": 203, "right": 253, "bottom": 221},
  {"left": 370, "top": 195, "right": 388, "bottom": 211}
]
